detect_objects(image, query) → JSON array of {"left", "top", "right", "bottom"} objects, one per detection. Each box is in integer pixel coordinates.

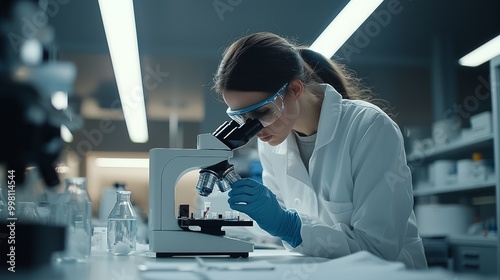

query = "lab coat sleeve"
[{"left": 293, "top": 114, "right": 414, "bottom": 262}]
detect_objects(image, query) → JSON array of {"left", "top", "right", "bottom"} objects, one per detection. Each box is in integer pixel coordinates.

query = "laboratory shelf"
[
  {"left": 409, "top": 56, "right": 500, "bottom": 273},
  {"left": 407, "top": 133, "right": 494, "bottom": 162},
  {"left": 413, "top": 177, "right": 496, "bottom": 196}
]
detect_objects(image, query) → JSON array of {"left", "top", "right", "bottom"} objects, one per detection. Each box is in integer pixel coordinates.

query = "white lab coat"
[{"left": 258, "top": 84, "right": 428, "bottom": 269}]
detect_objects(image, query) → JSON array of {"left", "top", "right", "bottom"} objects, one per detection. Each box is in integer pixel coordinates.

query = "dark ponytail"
[{"left": 298, "top": 47, "right": 383, "bottom": 104}]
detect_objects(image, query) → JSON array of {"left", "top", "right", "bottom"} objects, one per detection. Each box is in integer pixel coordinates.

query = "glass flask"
[
  {"left": 107, "top": 191, "right": 137, "bottom": 255},
  {"left": 56, "top": 177, "right": 92, "bottom": 262}
]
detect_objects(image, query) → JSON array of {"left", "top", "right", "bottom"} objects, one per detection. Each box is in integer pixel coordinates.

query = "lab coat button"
[{"left": 294, "top": 198, "right": 301, "bottom": 206}]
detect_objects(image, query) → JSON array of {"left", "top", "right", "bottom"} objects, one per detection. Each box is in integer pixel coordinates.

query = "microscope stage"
[{"left": 178, "top": 218, "right": 253, "bottom": 236}]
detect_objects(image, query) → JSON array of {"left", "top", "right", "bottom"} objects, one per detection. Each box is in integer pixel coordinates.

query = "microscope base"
[
  {"left": 157, "top": 252, "right": 249, "bottom": 258},
  {"left": 149, "top": 230, "right": 254, "bottom": 258}
]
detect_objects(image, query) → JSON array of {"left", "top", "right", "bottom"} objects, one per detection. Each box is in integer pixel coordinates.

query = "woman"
[{"left": 214, "top": 32, "right": 427, "bottom": 269}]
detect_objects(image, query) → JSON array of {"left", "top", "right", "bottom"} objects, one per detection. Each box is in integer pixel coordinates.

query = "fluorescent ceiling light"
[
  {"left": 459, "top": 34, "right": 500, "bottom": 67},
  {"left": 98, "top": 0, "right": 148, "bottom": 143},
  {"left": 96, "top": 158, "right": 149, "bottom": 169},
  {"left": 310, "top": 0, "right": 384, "bottom": 58}
]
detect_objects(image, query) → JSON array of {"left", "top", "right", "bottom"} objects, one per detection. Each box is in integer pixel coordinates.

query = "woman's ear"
[{"left": 288, "top": 79, "right": 304, "bottom": 99}]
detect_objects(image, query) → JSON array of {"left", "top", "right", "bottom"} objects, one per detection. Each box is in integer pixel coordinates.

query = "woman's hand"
[{"left": 228, "top": 178, "right": 303, "bottom": 247}]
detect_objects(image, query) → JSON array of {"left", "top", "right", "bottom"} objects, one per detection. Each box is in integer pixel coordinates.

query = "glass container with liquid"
[{"left": 107, "top": 190, "right": 137, "bottom": 255}]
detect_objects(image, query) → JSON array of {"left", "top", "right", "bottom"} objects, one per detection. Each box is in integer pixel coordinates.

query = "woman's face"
[{"left": 222, "top": 86, "right": 300, "bottom": 146}]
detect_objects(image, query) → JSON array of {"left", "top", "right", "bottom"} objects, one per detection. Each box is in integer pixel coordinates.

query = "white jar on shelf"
[{"left": 429, "top": 160, "right": 457, "bottom": 188}]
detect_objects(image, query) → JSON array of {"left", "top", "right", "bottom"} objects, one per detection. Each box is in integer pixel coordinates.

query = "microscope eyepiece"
[{"left": 213, "top": 119, "right": 263, "bottom": 150}]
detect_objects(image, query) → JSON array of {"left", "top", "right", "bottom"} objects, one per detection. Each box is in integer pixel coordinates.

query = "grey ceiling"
[{"left": 48, "top": 0, "right": 500, "bottom": 131}]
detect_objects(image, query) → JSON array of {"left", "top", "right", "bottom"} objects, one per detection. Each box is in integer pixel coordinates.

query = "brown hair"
[{"left": 213, "top": 32, "right": 390, "bottom": 113}]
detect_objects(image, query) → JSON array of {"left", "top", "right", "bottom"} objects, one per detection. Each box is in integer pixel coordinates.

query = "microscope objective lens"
[{"left": 196, "top": 171, "right": 218, "bottom": 196}]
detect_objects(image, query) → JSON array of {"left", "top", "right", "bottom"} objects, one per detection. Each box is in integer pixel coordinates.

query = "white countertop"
[{"left": 2, "top": 245, "right": 496, "bottom": 280}]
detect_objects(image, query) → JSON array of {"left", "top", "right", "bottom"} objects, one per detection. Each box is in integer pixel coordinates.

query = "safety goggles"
[{"left": 226, "top": 83, "right": 288, "bottom": 127}]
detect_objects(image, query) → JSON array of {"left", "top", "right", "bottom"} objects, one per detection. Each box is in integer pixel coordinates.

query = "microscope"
[{"left": 149, "top": 119, "right": 263, "bottom": 258}]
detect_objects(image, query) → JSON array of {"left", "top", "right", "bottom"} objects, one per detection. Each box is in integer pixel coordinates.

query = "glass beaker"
[{"left": 107, "top": 191, "right": 137, "bottom": 255}]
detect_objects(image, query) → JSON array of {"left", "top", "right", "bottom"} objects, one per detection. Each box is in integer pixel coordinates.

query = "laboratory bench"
[
  {"left": 1, "top": 245, "right": 497, "bottom": 280},
  {"left": 423, "top": 235, "right": 498, "bottom": 275}
]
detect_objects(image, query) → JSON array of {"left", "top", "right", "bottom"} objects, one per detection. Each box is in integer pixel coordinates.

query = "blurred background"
[
  {"left": 1, "top": 0, "right": 500, "bottom": 274},
  {"left": 42, "top": 0, "right": 500, "bottom": 217}
]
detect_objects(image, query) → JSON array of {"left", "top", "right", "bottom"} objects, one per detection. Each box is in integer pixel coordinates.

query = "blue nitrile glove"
[{"left": 228, "top": 178, "right": 302, "bottom": 247}]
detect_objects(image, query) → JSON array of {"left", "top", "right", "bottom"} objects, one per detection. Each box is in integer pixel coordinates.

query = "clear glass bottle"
[
  {"left": 57, "top": 177, "right": 92, "bottom": 262},
  {"left": 107, "top": 191, "right": 137, "bottom": 255},
  {"left": 99, "top": 182, "right": 125, "bottom": 223}
]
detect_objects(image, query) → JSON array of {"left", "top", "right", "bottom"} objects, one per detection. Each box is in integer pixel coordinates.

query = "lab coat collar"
[
  {"left": 280, "top": 84, "right": 342, "bottom": 186},
  {"left": 314, "top": 84, "right": 343, "bottom": 152}
]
